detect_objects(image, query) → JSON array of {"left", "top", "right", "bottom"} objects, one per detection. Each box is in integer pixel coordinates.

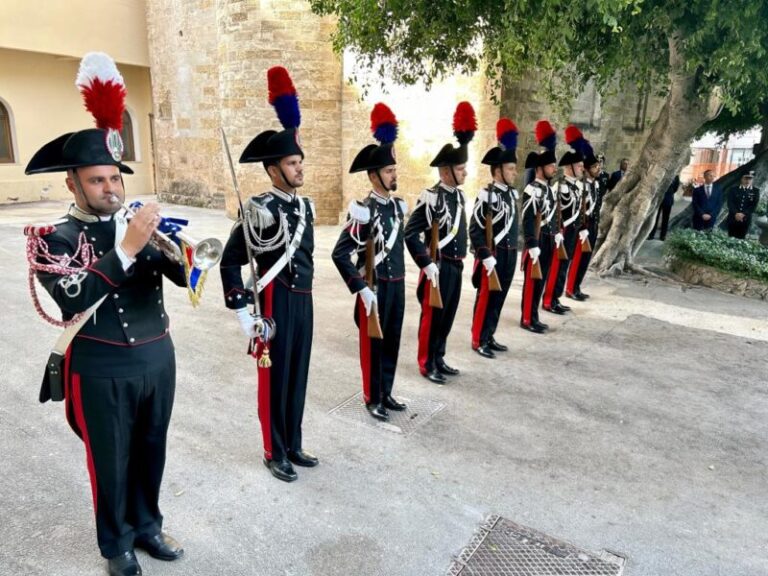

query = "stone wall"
[
  {"left": 145, "top": 0, "right": 342, "bottom": 223},
  {"left": 146, "top": 1, "right": 666, "bottom": 223},
  {"left": 667, "top": 256, "right": 768, "bottom": 301}
]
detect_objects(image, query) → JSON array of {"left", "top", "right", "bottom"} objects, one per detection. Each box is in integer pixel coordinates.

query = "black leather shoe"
[
  {"left": 365, "top": 403, "right": 389, "bottom": 421},
  {"left": 424, "top": 370, "right": 447, "bottom": 384},
  {"left": 566, "top": 291, "right": 587, "bottom": 301},
  {"left": 383, "top": 395, "right": 407, "bottom": 411},
  {"left": 436, "top": 360, "right": 460, "bottom": 376},
  {"left": 287, "top": 450, "right": 319, "bottom": 467},
  {"left": 488, "top": 337, "right": 508, "bottom": 352},
  {"left": 554, "top": 301, "right": 572, "bottom": 312},
  {"left": 108, "top": 551, "right": 142, "bottom": 576},
  {"left": 533, "top": 321, "right": 550, "bottom": 332},
  {"left": 543, "top": 305, "right": 565, "bottom": 315},
  {"left": 520, "top": 322, "right": 546, "bottom": 334},
  {"left": 263, "top": 458, "right": 297, "bottom": 482},
  {"left": 474, "top": 344, "right": 496, "bottom": 359},
  {"left": 135, "top": 533, "right": 183, "bottom": 561}
]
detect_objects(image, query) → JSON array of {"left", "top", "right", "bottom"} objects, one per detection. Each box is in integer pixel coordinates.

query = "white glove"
[
  {"left": 424, "top": 262, "right": 440, "bottom": 286},
  {"left": 358, "top": 286, "right": 377, "bottom": 316},
  {"left": 529, "top": 247, "right": 541, "bottom": 264},
  {"left": 554, "top": 232, "right": 564, "bottom": 247},
  {"left": 236, "top": 307, "right": 258, "bottom": 339},
  {"left": 482, "top": 256, "right": 497, "bottom": 276},
  {"left": 579, "top": 229, "right": 590, "bottom": 243}
]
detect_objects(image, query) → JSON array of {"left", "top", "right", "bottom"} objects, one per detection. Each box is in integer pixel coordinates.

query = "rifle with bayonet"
[{"left": 485, "top": 189, "right": 502, "bottom": 292}]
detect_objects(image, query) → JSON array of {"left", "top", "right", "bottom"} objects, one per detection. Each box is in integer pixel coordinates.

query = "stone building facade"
[{"left": 146, "top": 0, "right": 663, "bottom": 224}]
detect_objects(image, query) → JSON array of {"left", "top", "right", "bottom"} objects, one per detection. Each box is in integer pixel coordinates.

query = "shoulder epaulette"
[
  {"left": 245, "top": 194, "right": 276, "bottom": 229},
  {"left": 346, "top": 199, "right": 371, "bottom": 224},
  {"left": 418, "top": 188, "right": 439, "bottom": 208},
  {"left": 23, "top": 218, "right": 68, "bottom": 237}
]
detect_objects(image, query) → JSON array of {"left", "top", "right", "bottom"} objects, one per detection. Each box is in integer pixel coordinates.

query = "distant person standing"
[
  {"left": 596, "top": 154, "right": 610, "bottom": 194},
  {"left": 691, "top": 170, "right": 723, "bottom": 231},
  {"left": 607, "top": 158, "right": 629, "bottom": 192},
  {"left": 727, "top": 171, "right": 761, "bottom": 239},
  {"left": 648, "top": 175, "right": 680, "bottom": 240}
]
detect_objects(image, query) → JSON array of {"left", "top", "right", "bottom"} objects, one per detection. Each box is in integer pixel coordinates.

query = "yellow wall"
[
  {"left": 0, "top": 0, "right": 149, "bottom": 66},
  {"left": 0, "top": 48, "right": 154, "bottom": 204}
]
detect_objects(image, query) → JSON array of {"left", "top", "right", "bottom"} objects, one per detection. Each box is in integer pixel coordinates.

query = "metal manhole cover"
[
  {"left": 448, "top": 515, "right": 626, "bottom": 576},
  {"left": 329, "top": 391, "right": 445, "bottom": 436}
]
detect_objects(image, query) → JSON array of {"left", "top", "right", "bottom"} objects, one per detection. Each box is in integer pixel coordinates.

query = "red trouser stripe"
[
  {"left": 417, "top": 273, "right": 433, "bottom": 375},
  {"left": 257, "top": 282, "right": 274, "bottom": 460},
  {"left": 70, "top": 373, "right": 98, "bottom": 514},
  {"left": 471, "top": 271, "right": 490, "bottom": 349},
  {"left": 358, "top": 296, "right": 372, "bottom": 403},
  {"left": 543, "top": 251, "right": 560, "bottom": 308},
  {"left": 567, "top": 240, "right": 583, "bottom": 295},
  {"left": 521, "top": 253, "right": 533, "bottom": 326}
]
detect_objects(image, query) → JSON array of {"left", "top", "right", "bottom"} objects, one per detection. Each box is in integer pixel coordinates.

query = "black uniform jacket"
[
  {"left": 220, "top": 188, "right": 315, "bottom": 310},
  {"left": 404, "top": 182, "right": 468, "bottom": 268},
  {"left": 469, "top": 182, "right": 519, "bottom": 260},
  {"left": 35, "top": 206, "right": 187, "bottom": 398},
  {"left": 332, "top": 192, "right": 407, "bottom": 294}
]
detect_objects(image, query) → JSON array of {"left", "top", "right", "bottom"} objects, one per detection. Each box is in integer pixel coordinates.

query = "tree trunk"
[{"left": 591, "top": 34, "right": 722, "bottom": 274}]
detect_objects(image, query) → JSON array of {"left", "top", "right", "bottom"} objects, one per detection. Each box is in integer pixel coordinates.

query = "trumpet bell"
[{"left": 192, "top": 237, "right": 224, "bottom": 271}]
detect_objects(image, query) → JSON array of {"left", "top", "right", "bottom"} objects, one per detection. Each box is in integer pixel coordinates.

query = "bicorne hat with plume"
[
  {"left": 430, "top": 102, "right": 477, "bottom": 167},
  {"left": 481, "top": 118, "right": 519, "bottom": 166},
  {"left": 349, "top": 102, "right": 398, "bottom": 174},
  {"left": 26, "top": 52, "right": 133, "bottom": 175},
  {"left": 240, "top": 66, "right": 304, "bottom": 164}
]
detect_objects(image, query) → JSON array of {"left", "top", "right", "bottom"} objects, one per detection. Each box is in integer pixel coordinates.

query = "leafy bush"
[{"left": 664, "top": 229, "right": 768, "bottom": 282}]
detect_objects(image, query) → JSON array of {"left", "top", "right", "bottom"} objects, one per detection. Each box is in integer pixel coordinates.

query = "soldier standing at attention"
[
  {"left": 469, "top": 118, "right": 520, "bottom": 358},
  {"left": 332, "top": 103, "right": 408, "bottom": 421},
  {"left": 405, "top": 102, "right": 476, "bottom": 384},
  {"left": 220, "top": 67, "right": 318, "bottom": 483},
  {"left": 727, "top": 171, "right": 761, "bottom": 239}
]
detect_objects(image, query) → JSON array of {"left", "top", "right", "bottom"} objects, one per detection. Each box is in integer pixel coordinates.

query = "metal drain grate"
[
  {"left": 448, "top": 515, "right": 626, "bottom": 576},
  {"left": 329, "top": 391, "right": 446, "bottom": 436}
]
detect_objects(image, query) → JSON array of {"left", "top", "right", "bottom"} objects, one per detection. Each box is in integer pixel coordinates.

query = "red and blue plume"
[
  {"left": 535, "top": 120, "right": 557, "bottom": 152},
  {"left": 453, "top": 101, "right": 477, "bottom": 145},
  {"left": 370, "top": 102, "right": 398, "bottom": 145},
  {"left": 75, "top": 52, "right": 126, "bottom": 131},
  {"left": 267, "top": 66, "right": 301, "bottom": 129},
  {"left": 565, "top": 124, "right": 593, "bottom": 157},
  {"left": 496, "top": 118, "right": 518, "bottom": 151}
]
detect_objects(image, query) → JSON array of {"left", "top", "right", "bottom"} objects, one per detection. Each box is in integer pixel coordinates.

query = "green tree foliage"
[{"left": 310, "top": 0, "right": 768, "bottom": 117}]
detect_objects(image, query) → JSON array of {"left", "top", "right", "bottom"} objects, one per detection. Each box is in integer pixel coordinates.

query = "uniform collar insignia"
[
  {"left": 370, "top": 190, "right": 391, "bottom": 204},
  {"left": 271, "top": 186, "right": 297, "bottom": 202},
  {"left": 439, "top": 181, "right": 457, "bottom": 194},
  {"left": 68, "top": 204, "right": 102, "bottom": 223}
]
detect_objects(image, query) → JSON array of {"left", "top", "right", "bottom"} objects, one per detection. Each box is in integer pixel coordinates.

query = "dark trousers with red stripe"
[
  {"left": 520, "top": 233, "right": 553, "bottom": 326},
  {"left": 551, "top": 225, "right": 577, "bottom": 303},
  {"left": 417, "top": 259, "right": 463, "bottom": 374},
  {"left": 471, "top": 247, "right": 516, "bottom": 348},
  {"left": 354, "top": 280, "right": 405, "bottom": 404},
  {"left": 257, "top": 281, "right": 313, "bottom": 463},
  {"left": 568, "top": 221, "right": 596, "bottom": 295},
  {"left": 66, "top": 357, "right": 175, "bottom": 559}
]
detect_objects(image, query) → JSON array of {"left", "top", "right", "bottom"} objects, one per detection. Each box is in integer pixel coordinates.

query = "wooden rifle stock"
[
  {"left": 428, "top": 220, "right": 444, "bottom": 308},
  {"left": 365, "top": 235, "right": 384, "bottom": 339},
  {"left": 531, "top": 211, "right": 543, "bottom": 280},
  {"left": 580, "top": 180, "right": 593, "bottom": 253},
  {"left": 556, "top": 181, "right": 569, "bottom": 260},
  {"left": 484, "top": 199, "right": 502, "bottom": 292}
]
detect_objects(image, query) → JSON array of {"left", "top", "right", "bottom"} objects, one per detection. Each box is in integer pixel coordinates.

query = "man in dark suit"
[
  {"left": 649, "top": 174, "right": 680, "bottom": 240},
  {"left": 691, "top": 170, "right": 723, "bottom": 231},
  {"left": 607, "top": 158, "right": 629, "bottom": 191}
]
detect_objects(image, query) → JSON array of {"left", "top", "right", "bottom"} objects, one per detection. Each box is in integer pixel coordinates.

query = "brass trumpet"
[{"left": 112, "top": 196, "right": 223, "bottom": 271}]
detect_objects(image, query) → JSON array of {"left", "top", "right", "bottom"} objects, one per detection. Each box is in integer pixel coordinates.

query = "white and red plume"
[{"left": 75, "top": 52, "right": 126, "bottom": 132}]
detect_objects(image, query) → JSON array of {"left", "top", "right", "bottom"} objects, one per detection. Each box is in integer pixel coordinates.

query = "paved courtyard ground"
[{"left": 1, "top": 199, "right": 766, "bottom": 576}]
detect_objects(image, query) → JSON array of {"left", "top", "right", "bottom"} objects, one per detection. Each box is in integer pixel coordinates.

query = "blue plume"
[
  {"left": 500, "top": 130, "right": 517, "bottom": 151},
  {"left": 541, "top": 133, "right": 557, "bottom": 152},
  {"left": 272, "top": 93, "right": 301, "bottom": 129},
  {"left": 374, "top": 123, "right": 398, "bottom": 145}
]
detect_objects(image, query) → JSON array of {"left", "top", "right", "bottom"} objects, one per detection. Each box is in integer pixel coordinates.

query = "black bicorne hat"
[
  {"left": 25, "top": 53, "right": 133, "bottom": 175},
  {"left": 558, "top": 150, "right": 584, "bottom": 167},
  {"left": 430, "top": 102, "right": 476, "bottom": 167},
  {"left": 564, "top": 125, "right": 597, "bottom": 168},
  {"left": 240, "top": 67, "right": 304, "bottom": 165}
]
